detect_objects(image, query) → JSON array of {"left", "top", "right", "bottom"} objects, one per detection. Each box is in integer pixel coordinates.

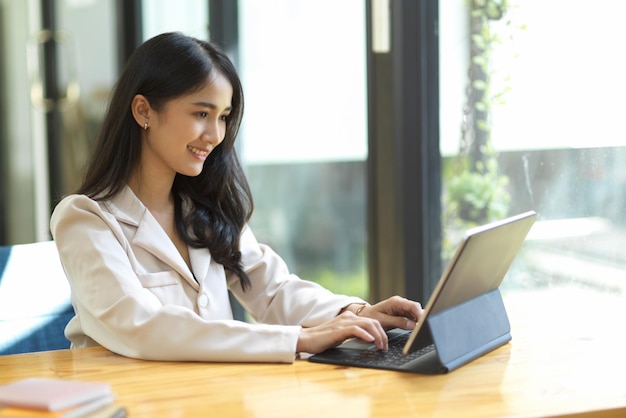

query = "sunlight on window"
[
  {"left": 238, "top": 0, "right": 369, "bottom": 297},
  {"left": 440, "top": 0, "right": 626, "bottom": 300},
  {"left": 238, "top": 0, "right": 367, "bottom": 164}
]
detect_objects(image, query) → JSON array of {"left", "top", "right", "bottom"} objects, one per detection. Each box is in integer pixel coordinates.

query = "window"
[
  {"left": 142, "top": 0, "right": 208, "bottom": 40},
  {"left": 440, "top": 0, "right": 626, "bottom": 313},
  {"left": 237, "top": 0, "right": 369, "bottom": 298}
]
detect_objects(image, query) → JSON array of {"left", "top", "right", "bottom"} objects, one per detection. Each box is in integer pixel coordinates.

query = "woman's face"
[{"left": 140, "top": 71, "right": 233, "bottom": 180}]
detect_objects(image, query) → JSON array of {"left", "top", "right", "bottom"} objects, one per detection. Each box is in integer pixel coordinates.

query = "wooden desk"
[{"left": 1, "top": 290, "right": 625, "bottom": 418}]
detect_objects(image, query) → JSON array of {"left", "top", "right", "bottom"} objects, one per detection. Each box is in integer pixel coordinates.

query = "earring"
[{"left": 143, "top": 122, "right": 149, "bottom": 130}]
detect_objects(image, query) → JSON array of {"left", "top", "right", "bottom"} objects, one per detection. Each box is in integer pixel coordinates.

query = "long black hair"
[{"left": 77, "top": 32, "right": 253, "bottom": 290}]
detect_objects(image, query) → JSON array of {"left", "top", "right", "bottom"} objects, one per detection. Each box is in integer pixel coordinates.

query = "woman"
[{"left": 51, "top": 32, "right": 423, "bottom": 363}]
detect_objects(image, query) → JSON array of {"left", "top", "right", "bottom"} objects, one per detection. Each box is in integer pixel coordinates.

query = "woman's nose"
[{"left": 202, "top": 120, "right": 223, "bottom": 145}]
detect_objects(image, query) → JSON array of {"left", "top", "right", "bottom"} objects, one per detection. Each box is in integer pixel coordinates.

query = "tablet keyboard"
[{"left": 355, "top": 332, "right": 435, "bottom": 367}]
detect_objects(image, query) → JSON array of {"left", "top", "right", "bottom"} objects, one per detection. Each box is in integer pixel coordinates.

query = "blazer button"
[{"left": 198, "top": 294, "right": 209, "bottom": 308}]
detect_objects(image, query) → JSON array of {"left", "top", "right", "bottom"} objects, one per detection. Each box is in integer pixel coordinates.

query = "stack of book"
[{"left": 0, "top": 377, "right": 124, "bottom": 418}]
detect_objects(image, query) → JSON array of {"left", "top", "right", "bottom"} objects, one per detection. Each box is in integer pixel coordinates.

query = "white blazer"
[{"left": 50, "top": 186, "right": 364, "bottom": 363}]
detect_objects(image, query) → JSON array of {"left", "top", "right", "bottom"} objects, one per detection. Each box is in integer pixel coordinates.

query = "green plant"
[
  {"left": 446, "top": 155, "right": 510, "bottom": 224},
  {"left": 309, "top": 268, "right": 369, "bottom": 300},
  {"left": 443, "top": 0, "right": 520, "bottom": 258}
]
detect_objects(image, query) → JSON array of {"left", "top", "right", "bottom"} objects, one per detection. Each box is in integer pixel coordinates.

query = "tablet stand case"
[{"left": 411, "top": 288, "right": 511, "bottom": 374}]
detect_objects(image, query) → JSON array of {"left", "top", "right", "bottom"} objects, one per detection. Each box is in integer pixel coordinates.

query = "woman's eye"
[
  {"left": 220, "top": 114, "right": 230, "bottom": 122},
  {"left": 198, "top": 111, "right": 208, "bottom": 118}
]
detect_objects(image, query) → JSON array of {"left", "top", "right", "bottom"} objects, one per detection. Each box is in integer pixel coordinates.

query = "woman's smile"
[{"left": 188, "top": 145, "right": 211, "bottom": 160}]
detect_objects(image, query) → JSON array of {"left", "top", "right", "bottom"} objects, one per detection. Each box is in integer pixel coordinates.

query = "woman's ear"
[{"left": 131, "top": 94, "right": 152, "bottom": 130}]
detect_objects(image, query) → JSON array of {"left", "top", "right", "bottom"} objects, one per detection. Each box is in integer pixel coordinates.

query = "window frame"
[{"left": 366, "top": 0, "right": 441, "bottom": 303}]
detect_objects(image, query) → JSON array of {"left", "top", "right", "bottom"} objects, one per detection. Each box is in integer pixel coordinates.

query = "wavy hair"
[{"left": 77, "top": 32, "right": 253, "bottom": 289}]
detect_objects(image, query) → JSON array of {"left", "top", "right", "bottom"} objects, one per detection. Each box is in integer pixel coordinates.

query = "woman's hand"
[
  {"left": 296, "top": 311, "right": 388, "bottom": 354},
  {"left": 296, "top": 296, "right": 423, "bottom": 355},
  {"left": 354, "top": 296, "right": 424, "bottom": 331}
]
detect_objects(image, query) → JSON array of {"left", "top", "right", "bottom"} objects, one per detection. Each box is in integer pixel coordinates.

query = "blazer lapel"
[
  {"left": 189, "top": 246, "right": 212, "bottom": 284},
  {"left": 109, "top": 186, "right": 199, "bottom": 289}
]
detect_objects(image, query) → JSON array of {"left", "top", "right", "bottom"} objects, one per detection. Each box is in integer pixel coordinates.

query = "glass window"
[
  {"left": 142, "top": 0, "right": 208, "bottom": 40},
  {"left": 54, "top": 0, "right": 118, "bottom": 193},
  {"left": 238, "top": 0, "right": 369, "bottom": 298},
  {"left": 440, "top": 1, "right": 626, "bottom": 314}
]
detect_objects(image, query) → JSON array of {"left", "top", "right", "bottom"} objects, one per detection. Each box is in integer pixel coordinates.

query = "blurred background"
[{"left": 1, "top": 0, "right": 624, "bottom": 313}]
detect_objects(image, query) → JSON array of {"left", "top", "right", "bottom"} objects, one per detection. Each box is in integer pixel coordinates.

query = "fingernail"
[{"left": 406, "top": 319, "right": 416, "bottom": 329}]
